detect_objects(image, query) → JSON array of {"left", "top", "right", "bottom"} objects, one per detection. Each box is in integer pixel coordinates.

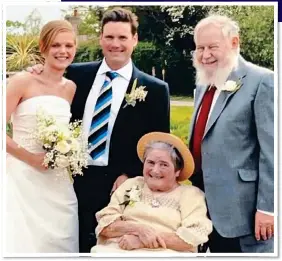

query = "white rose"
[
  {"left": 129, "top": 188, "right": 141, "bottom": 202},
  {"left": 55, "top": 155, "right": 69, "bottom": 168},
  {"left": 55, "top": 140, "right": 71, "bottom": 154},
  {"left": 70, "top": 138, "right": 80, "bottom": 151},
  {"left": 222, "top": 80, "right": 237, "bottom": 91},
  {"left": 60, "top": 126, "right": 71, "bottom": 139}
]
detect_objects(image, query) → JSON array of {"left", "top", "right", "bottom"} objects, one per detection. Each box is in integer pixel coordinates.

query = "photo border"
[{"left": 1, "top": 1, "right": 279, "bottom": 259}]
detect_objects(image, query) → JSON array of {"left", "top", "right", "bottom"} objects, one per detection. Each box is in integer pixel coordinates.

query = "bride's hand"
[
  {"left": 27, "top": 153, "right": 48, "bottom": 171},
  {"left": 26, "top": 64, "right": 44, "bottom": 74}
]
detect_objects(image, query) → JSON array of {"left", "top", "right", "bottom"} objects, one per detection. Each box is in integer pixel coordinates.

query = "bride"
[{"left": 5, "top": 20, "right": 79, "bottom": 254}]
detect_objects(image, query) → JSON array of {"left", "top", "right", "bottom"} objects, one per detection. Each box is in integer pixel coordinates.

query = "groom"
[
  {"left": 189, "top": 15, "right": 274, "bottom": 253},
  {"left": 66, "top": 8, "right": 170, "bottom": 252}
]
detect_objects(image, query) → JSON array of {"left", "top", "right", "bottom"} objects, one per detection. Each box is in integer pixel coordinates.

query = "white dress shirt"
[
  {"left": 83, "top": 58, "right": 133, "bottom": 166},
  {"left": 197, "top": 86, "right": 274, "bottom": 216}
]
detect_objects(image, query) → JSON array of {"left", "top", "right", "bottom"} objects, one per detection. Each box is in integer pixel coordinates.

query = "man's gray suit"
[{"left": 189, "top": 56, "right": 274, "bottom": 252}]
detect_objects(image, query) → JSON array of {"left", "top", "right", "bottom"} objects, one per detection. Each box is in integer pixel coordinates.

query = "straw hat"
[{"left": 137, "top": 132, "right": 195, "bottom": 181}]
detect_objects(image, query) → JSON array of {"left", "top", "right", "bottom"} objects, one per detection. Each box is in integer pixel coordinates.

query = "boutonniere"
[
  {"left": 123, "top": 78, "right": 148, "bottom": 108},
  {"left": 119, "top": 185, "right": 141, "bottom": 207},
  {"left": 221, "top": 75, "right": 246, "bottom": 92}
]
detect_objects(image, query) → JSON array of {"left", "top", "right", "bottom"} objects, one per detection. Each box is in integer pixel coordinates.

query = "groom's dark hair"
[{"left": 101, "top": 7, "right": 139, "bottom": 35}]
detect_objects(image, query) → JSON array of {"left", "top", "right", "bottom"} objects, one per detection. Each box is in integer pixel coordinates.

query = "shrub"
[
  {"left": 74, "top": 40, "right": 160, "bottom": 75},
  {"left": 6, "top": 34, "right": 44, "bottom": 71},
  {"left": 132, "top": 41, "right": 160, "bottom": 74},
  {"left": 74, "top": 40, "right": 103, "bottom": 63}
]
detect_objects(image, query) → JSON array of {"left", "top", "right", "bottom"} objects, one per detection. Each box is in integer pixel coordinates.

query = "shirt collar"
[{"left": 97, "top": 58, "right": 133, "bottom": 81}]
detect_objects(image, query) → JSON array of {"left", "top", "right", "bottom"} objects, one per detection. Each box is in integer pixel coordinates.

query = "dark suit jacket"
[{"left": 65, "top": 61, "right": 170, "bottom": 182}]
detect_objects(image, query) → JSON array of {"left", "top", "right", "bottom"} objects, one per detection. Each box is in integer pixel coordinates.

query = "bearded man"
[{"left": 188, "top": 15, "right": 274, "bottom": 253}]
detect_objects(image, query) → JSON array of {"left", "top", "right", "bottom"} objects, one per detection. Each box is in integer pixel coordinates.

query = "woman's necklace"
[
  {"left": 148, "top": 184, "right": 180, "bottom": 208},
  {"left": 151, "top": 198, "right": 161, "bottom": 208},
  {"left": 149, "top": 191, "right": 168, "bottom": 208}
]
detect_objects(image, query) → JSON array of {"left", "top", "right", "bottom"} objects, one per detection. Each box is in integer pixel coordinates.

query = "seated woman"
[{"left": 91, "top": 132, "right": 212, "bottom": 254}]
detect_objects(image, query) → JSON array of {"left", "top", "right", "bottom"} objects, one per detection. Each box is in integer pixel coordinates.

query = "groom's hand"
[
  {"left": 111, "top": 174, "right": 128, "bottom": 195},
  {"left": 26, "top": 64, "right": 44, "bottom": 74}
]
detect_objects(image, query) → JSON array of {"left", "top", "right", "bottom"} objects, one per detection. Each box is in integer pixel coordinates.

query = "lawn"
[
  {"left": 170, "top": 105, "right": 194, "bottom": 185},
  {"left": 170, "top": 105, "right": 194, "bottom": 145},
  {"left": 170, "top": 95, "right": 194, "bottom": 102}
]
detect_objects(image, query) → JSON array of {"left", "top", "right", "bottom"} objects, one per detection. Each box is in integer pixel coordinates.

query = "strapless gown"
[{"left": 5, "top": 96, "right": 79, "bottom": 254}]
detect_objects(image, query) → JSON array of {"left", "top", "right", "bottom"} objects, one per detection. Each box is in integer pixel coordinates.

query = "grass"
[
  {"left": 170, "top": 105, "right": 194, "bottom": 145},
  {"left": 170, "top": 95, "right": 194, "bottom": 102},
  {"left": 170, "top": 105, "right": 194, "bottom": 185}
]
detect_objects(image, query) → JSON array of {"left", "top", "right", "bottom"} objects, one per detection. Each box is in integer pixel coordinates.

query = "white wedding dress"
[{"left": 5, "top": 96, "right": 79, "bottom": 254}]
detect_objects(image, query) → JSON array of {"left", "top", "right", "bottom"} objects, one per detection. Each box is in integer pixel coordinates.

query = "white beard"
[{"left": 193, "top": 51, "right": 239, "bottom": 90}]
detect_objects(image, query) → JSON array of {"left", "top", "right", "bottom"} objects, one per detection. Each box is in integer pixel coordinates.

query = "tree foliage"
[
  {"left": 209, "top": 5, "right": 274, "bottom": 70},
  {"left": 62, "top": 5, "right": 105, "bottom": 36},
  {"left": 130, "top": 6, "right": 209, "bottom": 95},
  {"left": 6, "top": 5, "right": 274, "bottom": 95},
  {"left": 71, "top": 5, "right": 274, "bottom": 95},
  {"left": 6, "top": 20, "right": 25, "bottom": 34},
  {"left": 6, "top": 8, "right": 43, "bottom": 36}
]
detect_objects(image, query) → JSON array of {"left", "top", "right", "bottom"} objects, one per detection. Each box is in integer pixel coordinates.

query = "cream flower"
[
  {"left": 70, "top": 138, "right": 80, "bottom": 151},
  {"left": 221, "top": 75, "right": 246, "bottom": 92},
  {"left": 120, "top": 185, "right": 141, "bottom": 207},
  {"left": 124, "top": 78, "right": 148, "bottom": 108},
  {"left": 128, "top": 185, "right": 141, "bottom": 202},
  {"left": 34, "top": 108, "right": 88, "bottom": 179},
  {"left": 55, "top": 155, "right": 69, "bottom": 168},
  {"left": 222, "top": 80, "right": 238, "bottom": 91},
  {"left": 55, "top": 140, "right": 71, "bottom": 154},
  {"left": 59, "top": 125, "right": 71, "bottom": 139}
]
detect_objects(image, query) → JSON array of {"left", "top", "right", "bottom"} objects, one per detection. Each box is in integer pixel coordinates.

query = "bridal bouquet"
[{"left": 34, "top": 108, "right": 88, "bottom": 177}]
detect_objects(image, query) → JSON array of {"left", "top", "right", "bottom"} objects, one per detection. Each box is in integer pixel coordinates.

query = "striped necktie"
[{"left": 88, "top": 71, "right": 119, "bottom": 160}]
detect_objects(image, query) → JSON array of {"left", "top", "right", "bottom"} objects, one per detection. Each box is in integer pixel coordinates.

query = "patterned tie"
[
  {"left": 88, "top": 71, "right": 119, "bottom": 160},
  {"left": 191, "top": 86, "right": 216, "bottom": 171}
]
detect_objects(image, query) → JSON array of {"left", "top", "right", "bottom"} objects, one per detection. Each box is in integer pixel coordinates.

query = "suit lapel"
[
  {"left": 120, "top": 65, "right": 140, "bottom": 108},
  {"left": 203, "top": 57, "right": 247, "bottom": 138},
  {"left": 111, "top": 64, "right": 140, "bottom": 127},
  {"left": 203, "top": 89, "right": 235, "bottom": 137}
]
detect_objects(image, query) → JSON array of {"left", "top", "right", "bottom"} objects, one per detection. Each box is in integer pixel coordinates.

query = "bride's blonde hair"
[{"left": 39, "top": 20, "right": 76, "bottom": 54}]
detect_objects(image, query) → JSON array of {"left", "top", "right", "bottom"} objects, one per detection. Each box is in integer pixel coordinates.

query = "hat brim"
[{"left": 137, "top": 132, "right": 195, "bottom": 181}]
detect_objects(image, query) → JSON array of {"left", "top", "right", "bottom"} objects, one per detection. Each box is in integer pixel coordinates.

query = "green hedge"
[
  {"left": 74, "top": 40, "right": 103, "bottom": 63},
  {"left": 132, "top": 41, "right": 160, "bottom": 74},
  {"left": 73, "top": 40, "right": 195, "bottom": 96},
  {"left": 74, "top": 40, "right": 160, "bottom": 75}
]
